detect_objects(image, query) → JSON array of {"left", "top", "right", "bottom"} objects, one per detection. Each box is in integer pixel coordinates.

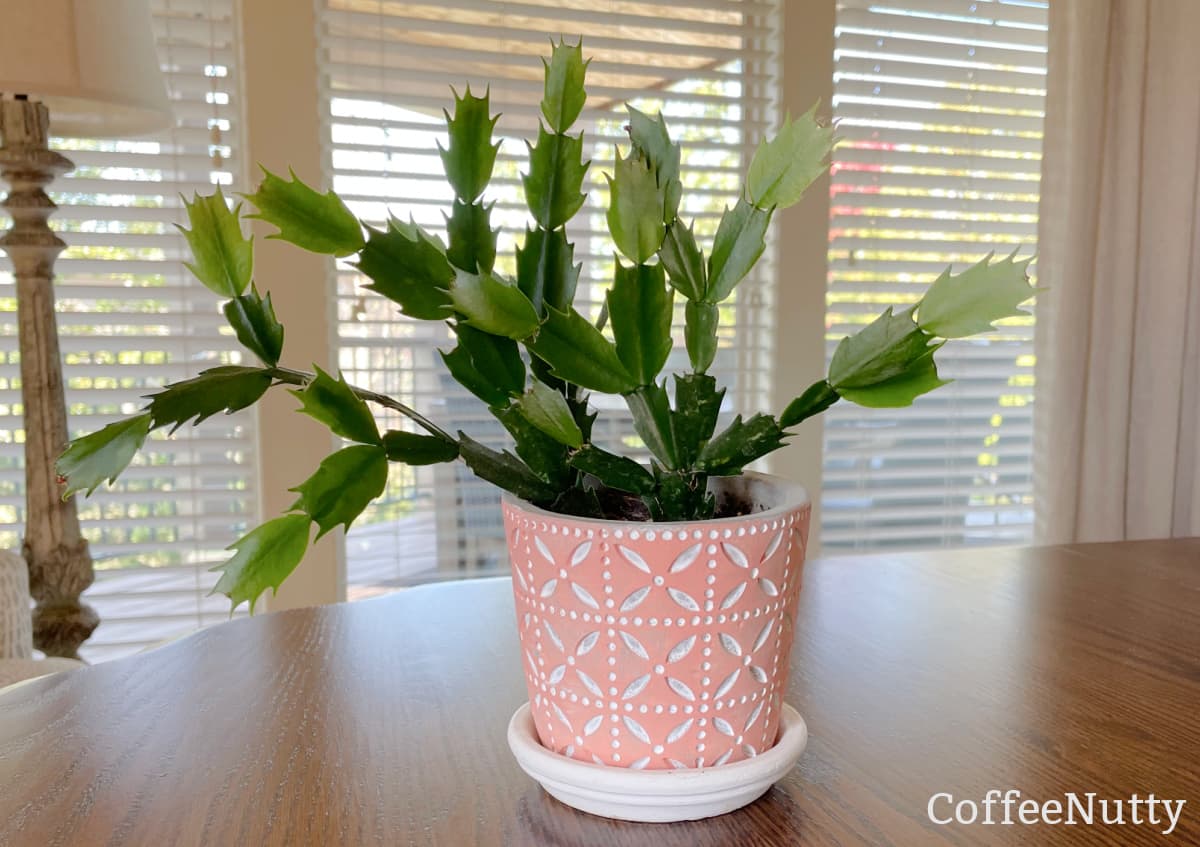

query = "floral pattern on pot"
[{"left": 503, "top": 479, "right": 811, "bottom": 771}]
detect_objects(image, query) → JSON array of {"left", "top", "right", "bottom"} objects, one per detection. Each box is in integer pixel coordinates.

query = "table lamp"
[{"left": 0, "top": 0, "right": 172, "bottom": 658}]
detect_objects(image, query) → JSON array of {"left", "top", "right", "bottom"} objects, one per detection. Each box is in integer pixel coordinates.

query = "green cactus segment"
[
  {"left": 568, "top": 445, "right": 655, "bottom": 495},
  {"left": 660, "top": 219, "right": 707, "bottom": 301},
  {"left": 627, "top": 382, "right": 678, "bottom": 470},
  {"left": 779, "top": 380, "right": 839, "bottom": 428},
  {"left": 57, "top": 414, "right": 154, "bottom": 499},
  {"left": 699, "top": 414, "right": 788, "bottom": 476},
  {"left": 671, "top": 373, "right": 725, "bottom": 466},
  {"left": 442, "top": 352, "right": 512, "bottom": 409},
  {"left": 289, "top": 444, "right": 389, "bottom": 539},
  {"left": 439, "top": 86, "right": 500, "bottom": 203},
  {"left": 627, "top": 106, "right": 682, "bottom": 223},
  {"left": 828, "top": 306, "right": 939, "bottom": 388},
  {"left": 147, "top": 366, "right": 273, "bottom": 433},
  {"left": 524, "top": 127, "right": 589, "bottom": 230},
  {"left": 446, "top": 199, "right": 498, "bottom": 274},
  {"left": 458, "top": 433, "right": 559, "bottom": 504},
  {"left": 383, "top": 430, "right": 460, "bottom": 465},
  {"left": 244, "top": 168, "right": 363, "bottom": 256},
  {"left": 212, "top": 514, "right": 312, "bottom": 614},
  {"left": 607, "top": 261, "right": 673, "bottom": 386},
  {"left": 439, "top": 325, "right": 525, "bottom": 408},
  {"left": 707, "top": 199, "right": 771, "bottom": 304},
  {"left": 684, "top": 301, "right": 719, "bottom": 374},
  {"left": 440, "top": 88, "right": 501, "bottom": 279},
  {"left": 607, "top": 150, "right": 667, "bottom": 263},
  {"left": 357, "top": 220, "right": 455, "bottom": 320},
  {"left": 917, "top": 251, "right": 1036, "bottom": 339},
  {"left": 516, "top": 226, "right": 580, "bottom": 315},
  {"left": 448, "top": 270, "right": 541, "bottom": 340},
  {"left": 648, "top": 471, "right": 715, "bottom": 522},
  {"left": 177, "top": 187, "right": 253, "bottom": 298},
  {"left": 515, "top": 381, "right": 584, "bottom": 448},
  {"left": 529, "top": 356, "right": 596, "bottom": 441},
  {"left": 496, "top": 406, "right": 573, "bottom": 489},
  {"left": 827, "top": 307, "right": 950, "bottom": 409},
  {"left": 836, "top": 347, "right": 949, "bottom": 408},
  {"left": 224, "top": 286, "right": 283, "bottom": 366},
  {"left": 527, "top": 307, "right": 637, "bottom": 395},
  {"left": 289, "top": 367, "right": 381, "bottom": 446},
  {"left": 746, "top": 104, "right": 835, "bottom": 211},
  {"left": 540, "top": 40, "right": 588, "bottom": 133}
]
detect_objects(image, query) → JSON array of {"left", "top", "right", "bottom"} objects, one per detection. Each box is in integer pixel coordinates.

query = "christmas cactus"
[{"left": 58, "top": 42, "right": 1034, "bottom": 611}]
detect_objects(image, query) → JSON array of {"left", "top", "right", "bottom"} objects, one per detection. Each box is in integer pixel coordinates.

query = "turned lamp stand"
[{"left": 0, "top": 97, "right": 97, "bottom": 659}]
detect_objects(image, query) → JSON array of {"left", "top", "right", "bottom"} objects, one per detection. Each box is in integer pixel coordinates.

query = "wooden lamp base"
[{"left": 0, "top": 96, "right": 97, "bottom": 659}]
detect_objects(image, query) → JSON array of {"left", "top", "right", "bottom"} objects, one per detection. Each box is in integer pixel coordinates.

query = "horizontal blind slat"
[
  {"left": 321, "top": 0, "right": 779, "bottom": 593},
  {"left": 0, "top": 0, "right": 255, "bottom": 662},
  {"left": 822, "top": 0, "right": 1044, "bottom": 554}
]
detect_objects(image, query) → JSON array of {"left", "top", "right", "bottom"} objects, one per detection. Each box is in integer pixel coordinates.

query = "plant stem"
[
  {"left": 780, "top": 380, "right": 839, "bottom": 429},
  {"left": 266, "top": 366, "right": 455, "bottom": 443}
]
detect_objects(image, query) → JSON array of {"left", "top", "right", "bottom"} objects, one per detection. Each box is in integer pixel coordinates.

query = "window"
[
  {"left": 316, "top": 0, "right": 781, "bottom": 595},
  {"left": 0, "top": 0, "right": 252, "bottom": 661},
  {"left": 823, "top": 0, "right": 1046, "bottom": 552}
]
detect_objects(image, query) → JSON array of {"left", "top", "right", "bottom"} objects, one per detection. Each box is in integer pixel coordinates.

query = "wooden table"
[{"left": 1, "top": 539, "right": 1198, "bottom": 846}]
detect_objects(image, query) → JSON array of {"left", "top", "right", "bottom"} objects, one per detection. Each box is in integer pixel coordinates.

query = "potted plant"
[{"left": 58, "top": 42, "right": 1033, "bottom": 821}]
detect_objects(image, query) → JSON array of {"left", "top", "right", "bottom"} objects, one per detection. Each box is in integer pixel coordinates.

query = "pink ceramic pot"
[{"left": 503, "top": 473, "right": 811, "bottom": 771}]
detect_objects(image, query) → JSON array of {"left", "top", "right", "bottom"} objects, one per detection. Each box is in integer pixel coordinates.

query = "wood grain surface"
[{"left": 1, "top": 539, "right": 1198, "bottom": 846}]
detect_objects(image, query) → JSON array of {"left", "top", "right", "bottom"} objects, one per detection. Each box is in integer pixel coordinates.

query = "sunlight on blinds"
[
  {"left": 822, "top": 0, "right": 1045, "bottom": 552},
  {"left": 316, "top": 0, "right": 780, "bottom": 597},
  {"left": 0, "top": 0, "right": 253, "bottom": 661}
]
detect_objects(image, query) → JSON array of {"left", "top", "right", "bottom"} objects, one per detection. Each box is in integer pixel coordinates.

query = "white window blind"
[
  {"left": 822, "top": 0, "right": 1045, "bottom": 552},
  {"left": 0, "top": 0, "right": 253, "bottom": 661},
  {"left": 316, "top": 0, "right": 780, "bottom": 596}
]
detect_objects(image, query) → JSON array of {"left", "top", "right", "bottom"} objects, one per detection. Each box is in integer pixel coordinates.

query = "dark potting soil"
[
  {"left": 587, "top": 486, "right": 759, "bottom": 523},
  {"left": 712, "top": 490, "right": 758, "bottom": 519}
]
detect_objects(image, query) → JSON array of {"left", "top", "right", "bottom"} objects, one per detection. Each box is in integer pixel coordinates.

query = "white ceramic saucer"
[{"left": 507, "top": 702, "right": 808, "bottom": 823}]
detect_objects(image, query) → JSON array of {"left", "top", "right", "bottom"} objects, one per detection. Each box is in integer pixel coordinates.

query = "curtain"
[{"left": 1035, "top": 0, "right": 1200, "bottom": 543}]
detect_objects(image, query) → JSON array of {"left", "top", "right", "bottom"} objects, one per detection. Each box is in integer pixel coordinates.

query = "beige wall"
[
  {"left": 234, "top": 0, "right": 835, "bottom": 605},
  {"left": 772, "top": 0, "right": 835, "bottom": 554},
  {"left": 238, "top": 0, "right": 342, "bottom": 610}
]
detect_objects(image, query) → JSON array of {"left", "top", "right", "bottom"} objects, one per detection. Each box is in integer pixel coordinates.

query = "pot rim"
[{"left": 501, "top": 470, "right": 810, "bottom": 529}]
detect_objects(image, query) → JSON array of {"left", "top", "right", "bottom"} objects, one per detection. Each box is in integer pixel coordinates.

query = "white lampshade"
[{"left": 0, "top": 0, "right": 172, "bottom": 138}]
